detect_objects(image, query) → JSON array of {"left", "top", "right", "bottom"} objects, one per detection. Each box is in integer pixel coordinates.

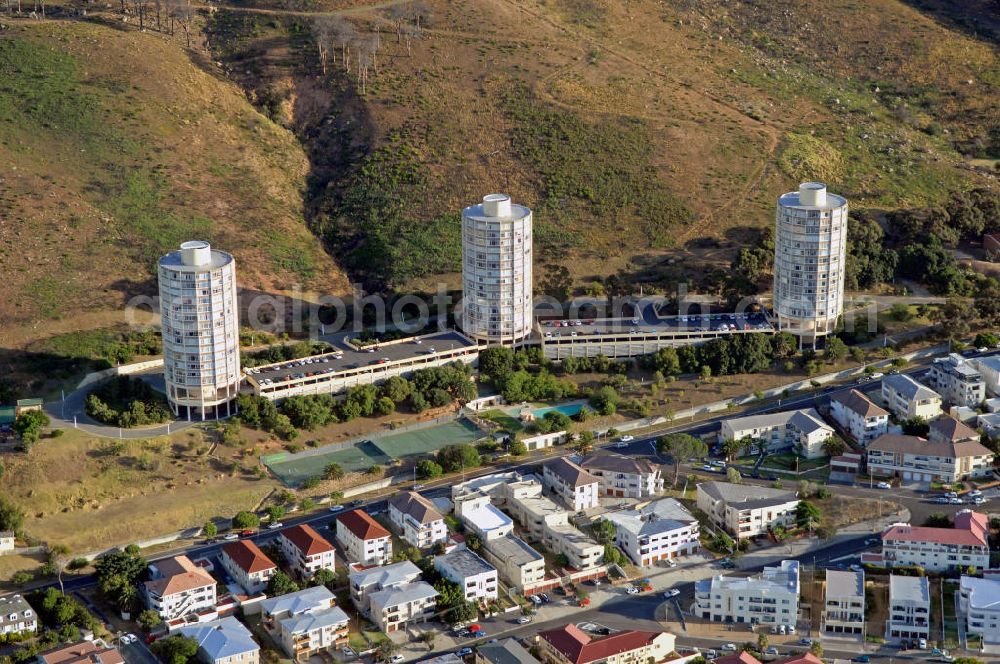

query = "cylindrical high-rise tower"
[
  {"left": 460, "top": 194, "right": 533, "bottom": 345},
  {"left": 773, "top": 182, "right": 848, "bottom": 348},
  {"left": 158, "top": 241, "right": 241, "bottom": 419}
]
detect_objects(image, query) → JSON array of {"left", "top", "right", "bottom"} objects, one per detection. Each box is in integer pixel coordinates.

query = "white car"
[
  {"left": 517, "top": 616, "right": 532, "bottom": 624},
  {"left": 329, "top": 505, "right": 345, "bottom": 512},
  {"left": 222, "top": 533, "right": 239, "bottom": 541},
  {"left": 391, "top": 656, "right": 405, "bottom": 663},
  {"left": 722, "top": 644, "right": 737, "bottom": 652},
  {"left": 121, "top": 634, "right": 137, "bottom": 644},
  {"left": 619, "top": 435, "right": 634, "bottom": 443},
  {"left": 267, "top": 522, "right": 283, "bottom": 529},
  {"left": 625, "top": 587, "right": 639, "bottom": 595},
  {"left": 968, "top": 489, "right": 983, "bottom": 497},
  {"left": 876, "top": 481, "right": 891, "bottom": 489},
  {"left": 663, "top": 589, "right": 680, "bottom": 598},
  {"left": 530, "top": 595, "right": 543, "bottom": 604}
]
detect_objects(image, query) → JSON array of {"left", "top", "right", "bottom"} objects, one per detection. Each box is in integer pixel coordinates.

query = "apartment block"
[
  {"left": 144, "top": 555, "right": 217, "bottom": 621},
  {"left": 277, "top": 525, "right": 336, "bottom": 581},
  {"left": 696, "top": 482, "right": 799, "bottom": 538},
  {"left": 974, "top": 356, "right": 1000, "bottom": 397},
  {"left": 880, "top": 510, "right": 990, "bottom": 572},
  {"left": 367, "top": 581, "right": 438, "bottom": 633},
  {"left": 822, "top": 570, "right": 864, "bottom": 636},
  {"left": 482, "top": 535, "right": 546, "bottom": 594},
  {"left": 603, "top": 498, "right": 699, "bottom": 566},
  {"left": 881, "top": 374, "right": 942, "bottom": 420},
  {"left": 579, "top": 453, "right": 664, "bottom": 499},
  {"left": 177, "top": 617, "right": 260, "bottom": 664},
  {"left": 694, "top": 560, "right": 800, "bottom": 627},
  {"left": 260, "top": 586, "right": 348, "bottom": 659},
  {"left": 886, "top": 575, "right": 930, "bottom": 643},
  {"left": 927, "top": 353, "right": 986, "bottom": 408},
  {"left": 829, "top": 389, "right": 889, "bottom": 446},
  {"left": 434, "top": 548, "right": 498, "bottom": 603},
  {"left": 36, "top": 642, "right": 124, "bottom": 664},
  {"left": 476, "top": 638, "right": 540, "bottom": 664},
  {"left": 388, "top": 491, "right": 448, "bottom": 550},
  {"left": 454, "top": 494, "right": 514, "bottom": 542},
  {"left": 718, "top": 408, "right": 834, "bottom": 459},
  {"left": 0, "top": 595, "right": 37, "bottom": 636},
  {"left": 506, "top": 481, "right": 603, "bottom": 571},
  {"left": 220, "top": 541, "right": 276, "bottom": 595},
  {"left": 348, "top": 560, "right": 422, "bottom": 612},
  {"left": 542, "top": 458, "right": 600, "bottom": 512},
  {"left": 959, "top": 576, "right": 1000, "bottom": 653},
  {"left": 866, "top": 432, "right": 994, "bottom": 483},
  {"left": 335, "top": 510, "right": 392, "bottom": 566},
  {"left": 537, "top": 624, "right": 675, "bottom": 664}
]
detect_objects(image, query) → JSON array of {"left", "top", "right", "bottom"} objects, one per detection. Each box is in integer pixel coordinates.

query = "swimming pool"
[{"left": 532, "top": 403, "right": 584, "bottom": 419}]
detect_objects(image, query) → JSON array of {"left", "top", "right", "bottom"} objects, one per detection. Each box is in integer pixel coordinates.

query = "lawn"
[{"left": 480, "top": 409, "right": 526, "bottom": 434}]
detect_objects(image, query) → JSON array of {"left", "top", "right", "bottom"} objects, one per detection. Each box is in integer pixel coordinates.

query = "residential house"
[
  {"left": 879, "top": 510, "right": 990, "bottom": 572},
  {"left": 866, "top": 433, "right": 994, "bottom": 483},
  {"left": 506, "top": 481, "right": 603, "bottom": 571},
  {"left": 959, "top": 575, "right": 1000, "bottom": 653},
  {"left": 335, "top": 510, "right": 392, "bottom": 566},
  {"left": 579, "top": 453, "right": 664, "bottom": 499},
  {"left": 718, "top": 408, "right": 834, "bottom": 459},
  {"left": 476, "top": 638, "right": 540, "bottom": 664},
  {"left": 536, "top": 624, "right": 675, "bottom": 664},
  {"left": 978, "top": 412, "right": 1000, "bottom": 440},
  {"left": 694, "top": 560, "right": 800, "bottom": 627},
  {"left": 348, "top": 560, "right": 422, "bottom": 612},
  {"left": 434, "top": 548, "right": 498, "bottom": 603},
  {"left": 260, "top": 586, "right": 348, "bottom": 660},
  {"left": 927, "top": 354, "right": 986, "bottom": 408},
  {"left": 277, "top": 525, "right": 336, "bottom": 581},
  {"left": 36, "top": 642, "right": 124, "bottom": 664},
  {"left": 220, "top": 541, "right": 276, "bottom": 595},
  {"left": 454, "top": 494, "right": 514, "bottom": 542},
  {"left": 822, "top": 570, "right": 865, "bottom": 636},
  {"left": 928, "top": 417, "right": 982, "bottom": 445},
  {"left": 881, "top": 374, "right": 942, "bottom": 420},
  {"left": 829, "top": 390, "right": 889, "bottom": 446},
  {"left": 542, "top": 458, "right": 601, "bottom": 511},
  {"left": 974, "top": 356, "right": 1000, "bottom": 397},
  {"left": 482, "top": 535, "right": 546, "bottom": 594},
  {"left": 696, "top": 482, "right": 799, "bottom": 538},
  {"left": 0, "top": 595, "right": 37, "bottom": 636},
  {"left": 177, "top": 617, "right": 260, "bottom": 664},
  {"left": 367, "top": 581, "right": 438, "bottom": 633},
  {"left": 144, "top": 555, "right": 218, "bottom": 620},
  {"left": 388, "top": 492, "right": 448, "bottom": 550},
  {"left": 603, "top": 498, "right": 700, "bottom": 566},
  {"left": 886, "top": 575, "right": 930, "bottom": 643},
  {"left": 0, "top": 531, "right": 14, "bottom": 552}
]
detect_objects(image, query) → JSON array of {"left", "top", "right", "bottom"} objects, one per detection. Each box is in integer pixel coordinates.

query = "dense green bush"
[{"left": 85, "top": 375, "right": 171, "bottom": 427}]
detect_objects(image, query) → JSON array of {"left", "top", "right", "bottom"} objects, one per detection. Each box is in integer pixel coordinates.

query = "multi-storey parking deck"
[
  {"left": 245, "top": 330, "right": 478, "bottom": 400},
  {"left": 537, "top": 311, "right": 774, "bottom": 359}
]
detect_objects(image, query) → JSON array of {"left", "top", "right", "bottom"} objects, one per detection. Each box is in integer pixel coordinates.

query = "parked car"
[
  {"left": 619, "top": 435, "right": 635, "bottom": 443},
  {"left": 877, "top": 481, "right": 891, "bottom": 489},
  {"left": 529, "top": 595, "right": 543, "bottom": 604},
  {"left": 517, "top": 616, "right": 532, "bottom": 624},
  {"left": 852, "top": 657, "right": 870, "bottom": 663},
  {"left": 950, "top": 497, "right": 964, "bottom": 505},
  {"left": 918, "top": 639, "right": 928, "bottom": 650},
  {"left": 625, "top": 587, "right": 639, "bottom": 595},
  {"left": 721, "top": 644, "right": 737, "bottom": 652},
  {"left": 390, "top": 656, "right": 405, "bottom": 663},
  {"left": 705, "top": 650, "right": 718, "bottom": 661},
  {"left": 457, "top": 648, "right": 473, "bottom": 657},
  {"left": 934, "top": 496, "right": 950, "bottom": 504},
  {"left": 798, "top": 639, "right": 812, "bottom": 646},
  {"left": 764, "top": 648, "right": 779, "bottom": 658},
  {"left": 267, "top": 522, "right": 283, "bottom": 529},
  {"left": 328, "top": 505, "right": 345, "bottom": 512},
  {"left": 663, "top": 589, "right": 680, "bottom": 598},
  {"left": 223, "top": 533, "right": 239, "bottom": 541},
  {"left": 539, "top": 593, "right": 550, "bottom": 603},
  {"left": 969, "top": 489, "right": 983, "bottom": 497}
]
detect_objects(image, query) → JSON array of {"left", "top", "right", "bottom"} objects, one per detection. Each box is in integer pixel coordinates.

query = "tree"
[
  {"left": 509, "top": 439, "right": 527, "bottom": 456},
  {"left": 658, "top": 433, "right": 708, "bottom": 486},
  {"left": 720, "top": 437, "right": 745, "bottom": 461},
  {"left": 726, "top": 467, "right": 742, "bottom": 484},
  {"left": 436, "top": 444, "right": 481, "bottom": 473},
  {"left": 151, "top": 635, "right": 199, "bottom": 664},
  {"left": 924, "top": 513, "right": 952, "bottom": 528},
  {"left": 14, "top": 409, "right": 49, "bottom": 448},
  {"left": 94, "top": 546, "right": 146, "bottom": 613},
  {"left": 266, "top": 571, "right": 299, "bottom": 597},
  {"left": 478, "top": 346, "right": 515, "bottom": 380},
  {"left": 48, "top": 544, "right": 72, "bottom": 594},
  {"left": 374, "top": 396, "right": 396, "bottom": 416},
  {"left": 418, "top": 632, "right": 437, "bottom": 651},
  {"left": 0, "top": 495, "right": 25, "bottom": 535},
  {"left": 324, "top": 463, "right": 345, "bottom": 480},
  {"left": 312, "top": 568, "right": 336, "bottom": 587},
  {"left": 374, "top": 640, "right": 400, "bottom": 663},
  {"left": 796, "top": 501, "right": 822, "bottom": 532},
  {"left": 232, "top": 511, "right": 260, "bottom": 530},
  {"left": 933, "top": 298, "right": 975, "bottom": 340},
  {"left": 589, "top": 385, "right": 620, "bottom": 416},
  {"left": 822, "top": 437, "right": 845, "bottom": 457},
  {"left": 757, "top": 632, "right": 768, "bottom": 651},
  {"left": 416, "top": 459, "right": 443, "bottom": 479},
  {"left": 975, "top": 332, "right": 1000, "bottom": 349},
  {"left": 901, "top": 416, "right": 930, "bottom": 437},
  {"left": 797, "top": 480, "right": 814, "bottom": 499},
  {"left": 266, "top": 505, "right": 286, "bottom": 522},
  {"left": 825, "top": 337, "right": 849, "bottom": 363},
  {"left": 137, "top": 609, "right": 162, "bottom": 632},
  {"left": 203, "top": 521, "right": 218, "bottom": 539},
  {"left": 435, "top": 580, "right": 477, "bottom": 625},
  {"left": 809, "top": 642, "right": 824, "bottom": 657},
  {"left": 589, "top": 519, "right": 616, "bottom": 545}
]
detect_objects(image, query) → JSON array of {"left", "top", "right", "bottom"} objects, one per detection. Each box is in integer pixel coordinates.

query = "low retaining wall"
[{"left": 76, "top": 358, "right": 165, "bottom": 390}]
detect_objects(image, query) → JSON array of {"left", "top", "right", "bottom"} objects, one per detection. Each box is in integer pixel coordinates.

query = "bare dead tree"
[
  {"left": 401, "top": 23, "right": 421, "bottom": 56},
  {"left": 173, "top": 0, "right": 193, "bottom": 47},
  {"left": 364, "top": 33, "right": 380, "bottom": 74},
  {"left": 313, "top": 16, "right": 334, "bottom": 74},
  {"left": 411, "top": 0, "right": 432, "bottom": 28},
  {"left": 335, "top": 20, "right": 356, "bottom": 72},
  {"left": 163, "top": 0, "right": 176, "bottom": 34},
  {"left": 386, "top": 3, "right": 410, "bottom": 43},
  {"left": 356, "top": 51, "right": 372, "bottom": 95}
]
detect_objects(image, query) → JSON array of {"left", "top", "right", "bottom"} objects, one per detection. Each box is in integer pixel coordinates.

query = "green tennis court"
[{"left": 374, "top": 419, "right": 484, "bottom": 459}]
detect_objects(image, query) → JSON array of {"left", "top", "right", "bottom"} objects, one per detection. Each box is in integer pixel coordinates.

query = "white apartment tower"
[
  {"left": 158, "top": 241, "right": 241, "bottom": 419},
  {"left": 773, "top": 182, "right": 848, "bottom": 348},
  {"left": 460, "top": 194, "right": 533, "bottom": 345}
]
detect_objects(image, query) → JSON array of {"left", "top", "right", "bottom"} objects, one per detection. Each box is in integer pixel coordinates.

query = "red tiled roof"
[
  {"left": 883, "top": 511, "right": 989, "bottom": 548},
  {"left": 776, "top": 653, "right": 824, "bottom": 664},
  {"left": 281, "top": 524, "right": 335, "bottom": 556},
  {"left": 338, "top": 509, "right": 390, "bottom": 541},
  {"left": 144, "top": 555, "right": 215, "bottom": 596},
  {"left": 539, "top": 625, "right": 665, "bottom": 664},
  {"left": 222, "top": 540, "right": 277, "bottom": 574},
  {"left": 715, "top": 653, "right": 763, "bottom": 664},
  {"left": 38, "top": 642, "right": 124, "bottom": 664}
]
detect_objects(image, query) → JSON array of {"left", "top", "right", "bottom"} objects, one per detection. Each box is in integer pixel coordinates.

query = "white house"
[
  {"left": 388, "top": 492, "right": 448, "bottom": 550},
  {"left": 886, "top": 575, "right": 930, "bottom": 643},
  {"left": 482, "top": 536, "right": 546, "bottom": 594},
  {"left": 0, "top": 595, "right": 37, "bottom": 636},
  {"left": 927, "top": 353, "right": 986, "bottom": 408},
  {"left": 0, "top": 531, "right": 14, "bottom": 553},
  {"left": 367, "top": 582, "right": 438, "bottom": 633},
  {"left": 719, "top": 408, "right": 834, "bottom": 459},
  {"left": 866, "top": 432, "right": 994, "bottom": 483},
  {"left": 277, "top": 525, "right": 336, "bottom": 580},
  {"left": 881, "top": 374, "right": 942, "bottom": 420},
  {"left": 694, "top": 560, "right": 800, "bottom": 627},
  {"left": 603, "top": 498, "right": 700, "bottom": 566},
  {"left": 335, "top": 509, "right": 392, "bottom": 566},
  {"left": 696, "top": 482, "right": 800, "bottom": 538},
  {"left": 349, "top": 560, "right": 422, "bottom": 612},
  {"left": 974, "top": 356, "right": 1000, "bottom": 397},
  {"left": 144, "top": 555, "right": 217, "bottom": 620},
  {"left": 579, "top": 453, "right": 664, "bottom": 499},
  {"left": 505, "top": 480, "right": 604, "bottom": 571},
  {"left": 879, "top": 510, "right": 990, "bottom": 572},
  {"left": 220, "top": 541, "right": 276, "bottom": 595},
  {"left": 454, "top": 494, "right": 514, "bottom": 542},
  {"left": 822, "top": 570, "right": 865, "bottom": 636},
  {"left": 260, "top": 586, "right": 348, "bottom": 659},
  {"left": 829, "top": 389, "right": 889, "bottom": 446},
  {"left": 542, "top": 457, "right": 601, "bottom": 511},
  {"left": 177, "top": 617, "right": 260, "bottom": 664},
  {"left": 959, "top": 575, "right": 1000, "bottom": 653},
  {"left": 434, "top": 548, "right": 498, "bottom": 603}
]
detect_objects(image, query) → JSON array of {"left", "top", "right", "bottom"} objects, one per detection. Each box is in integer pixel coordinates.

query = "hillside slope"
[{"left": 0, "top": 20, "right": 349, "bottom": 338}]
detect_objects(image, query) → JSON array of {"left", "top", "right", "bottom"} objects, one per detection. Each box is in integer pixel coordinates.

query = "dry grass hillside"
[{"left": 0, "top": 19, "right": 348, "bottom": 337}]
